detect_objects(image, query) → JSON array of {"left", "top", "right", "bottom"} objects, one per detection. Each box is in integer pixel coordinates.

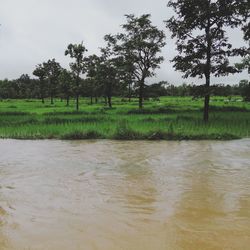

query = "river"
[{"left": 0, "top": 139, "right": 250, "bottom": 249}]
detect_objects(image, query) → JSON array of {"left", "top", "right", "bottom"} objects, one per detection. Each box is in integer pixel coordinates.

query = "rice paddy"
[{"left": 0, "top": 96, "right": 249, "bottom": 140}]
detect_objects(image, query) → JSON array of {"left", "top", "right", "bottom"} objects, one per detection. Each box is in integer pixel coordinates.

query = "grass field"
[{"left": 0, "top": 96, "right": 249, "bottom": 140}]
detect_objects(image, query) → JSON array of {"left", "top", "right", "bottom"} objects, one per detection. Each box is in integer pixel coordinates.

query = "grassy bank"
[{"left": 0, "top": 96, "right": 249, "bottom": 140}]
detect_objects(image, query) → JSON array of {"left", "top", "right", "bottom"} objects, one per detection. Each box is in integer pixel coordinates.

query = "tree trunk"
[
  {"left": 66, "top": 96, "right": 69, "bottom": 106},
  {"left": 40, "top": 81, "right": 45, "bottom": 104},
  {"left": 76, "top": 76, "right": 80, "bottom": 111},
  {"left": 50, "top": 94, "right": 54, "bottom": 105},
  {"left": 76, "top": 95, "right": 79, "bottom": 111},
  {"left": 41, "top": 93, "right": 45, "bottom": 104},
  {"left": 49, "top": 78, "right": 54, "bottom": 105},
  {"left": 104, "top": 96, "right": 107, "bottom": 106},
  {"left": 90, "top": 96, "right": 93, "bottom": 105},
  {"left": 139, "top": 79, "right": 144, "bottom": 109},
  {"left": 108, "top": 96, "right": 112, "bottom": 108},
  {"left": 128, "top": 83, "right": 131, "bottom": 102},
  {"left": 203, "top": 76, "right": 210, "bottom": 122},
  {"left": 95, "top": 97, "right": 98, "bottom": 104},
  {"left": 204, "top": 10, "right": 211, "bottom": 123},
  {"left": 203, "top": 95, "right": 210, "bottom": 122}
]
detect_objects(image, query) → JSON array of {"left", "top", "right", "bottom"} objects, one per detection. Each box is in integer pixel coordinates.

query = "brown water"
[{"left": 0, "top": 139, "right": 250, "bottom": 250}]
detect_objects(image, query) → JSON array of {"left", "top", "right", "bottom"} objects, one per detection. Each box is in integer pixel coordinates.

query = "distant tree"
[
  {"left": 59, "top": 69, "right": 73, "bottom": 106},
  {"left": 33, "top": 64, "right": 47, "bottom": 103},
  {"left": 65, "top": 43, "right": 88, "bottom": 111},
  {"left": 85, "top": 54, "right": 103, "bottom": 104},
  {"left": 144, "top": 82, "right": 168, "bottom": 98},
  {"left": 116, "top": 55, "right": 136, "bottom": 102},
  {"left": 15, "top": 74, "right": 31, "bottom": 98},
  {"left": 105, "top": 14, "right": 166, "bottom": 108},
  {"left": 99, "top": 47, "right": 120, "bottom": 108},
  {"left": 239, "top": 79, "right": 250, "bottom": 101},
  {"left": 42, "top": 59, "right": 61, "bottom": 104},
  {"left": 86, "top": 48, "right": 121, "bottom": 108},
  {"left": 235, "top": 56, "right": 250, "bottom": 75},
  {"left": 0, "top": 79, "right": 12, "bottom": 99},
  {"left": 166, "top": 0, "right": 248, "bottom": 122}
]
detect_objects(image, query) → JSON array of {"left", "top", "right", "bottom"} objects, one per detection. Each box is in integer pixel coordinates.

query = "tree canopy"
[
  {"left": 104, "top": 14, "right": 166, "bottom": 108},
  {"left": 65, "top": 43, "right": 88, "bottom": 110},
  {"left": 165, "top": 0, "right": 249, "bottom": 121}
]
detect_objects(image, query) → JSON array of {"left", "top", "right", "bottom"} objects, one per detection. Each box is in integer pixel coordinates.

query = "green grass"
[{"left": 0, "top": 96, "right": 249, "bottom": 140}]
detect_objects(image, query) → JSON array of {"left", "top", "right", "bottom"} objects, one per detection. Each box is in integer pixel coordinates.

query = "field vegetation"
[{"left": 0, "top": 96, "right": 249, "bottom": 140}]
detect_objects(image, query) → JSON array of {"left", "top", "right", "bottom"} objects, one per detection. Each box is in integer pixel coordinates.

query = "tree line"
[
  {"left": 0, "top": 77, "right": 249, "bottom": 101},
  {"left": 0, "top": 1, "right": 249, "bottom": 122}
]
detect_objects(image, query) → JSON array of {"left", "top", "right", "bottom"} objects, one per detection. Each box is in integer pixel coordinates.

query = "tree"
[
  {"left": 33, "top": 64, "right": 47, "bottom": 103},
  {"left": 85, "top": 54, "right": 103, "bottom": 104},
  {"left": 239, "top": 79, "right": 250, "bottom": 101},
  {"left": 236, "top": 0, "right": 250, "bottom": 42},
  {"left": 166, "top": 0, "right": 248, "bottom": 122},
  {"left": 116, "top": 55, "right": 135, "bottom": 102},
  {"left": 59, "top": 69, "right": 73, "bottom": 106},
  {"left": 236, "top": 55, "right": 250, "bottom": 101},
  {"left": 65, "top": 43, "right": 88, "bottom": 111},
  {"left": 99, "top": 49, "right": 119, "bottom": 108},
  {"left": 236, "top": 56, "right": 250, "bottom": 75},
  {"left": 235, "top": 1, "right": 250, "bottom": 99},
  {"left": 105, "top": 14, "right": 166, "bottom": 109},
  {"left": 86, "top": 49, "right": 121, "bottom": 108},
  {"left": 42, "top": 59, "right": 61, "bottom": 104},
  {"left": 144, "top": 82, "right": 168, "bottom": 98},
  {"left": 15, "top": 74, "right": 32, "bottom": 98}
]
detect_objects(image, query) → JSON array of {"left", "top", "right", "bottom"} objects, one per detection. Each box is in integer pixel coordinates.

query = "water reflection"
[{"left": 0, "top": 139, "right": 249, "bottom": 250}]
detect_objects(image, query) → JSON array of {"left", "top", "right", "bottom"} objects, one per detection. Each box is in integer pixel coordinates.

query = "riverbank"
[{"left": 0, "top": 97, "right": 249, "bottom": 140}]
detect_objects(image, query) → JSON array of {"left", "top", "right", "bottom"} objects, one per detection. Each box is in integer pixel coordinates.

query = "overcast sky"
[{"left": 0, "top": 0, "right": 248, "bottom": 85}]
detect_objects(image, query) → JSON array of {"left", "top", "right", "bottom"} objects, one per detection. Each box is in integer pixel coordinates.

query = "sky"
[{"left": 0, "top": 0, "right": 248, "bottom": 85}]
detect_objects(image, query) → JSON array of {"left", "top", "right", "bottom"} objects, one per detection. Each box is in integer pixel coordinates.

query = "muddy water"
[{"left": 0, "top": 139, "right": 250, "bottom": 250}]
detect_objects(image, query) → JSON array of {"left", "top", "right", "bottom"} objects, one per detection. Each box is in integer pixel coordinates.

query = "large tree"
[
  {"left": 121, "top": 59, "right": 136, "bottom": 102},
  {"left": 65, "top": 43, "right": 88, "bottom": 111},
  {"left": 59, "top": 69, "right": 73, "bottom": 106},
  {"left": 33, "top": 64, "right": 47, "bottom": 103},
  {"left": 42, "top": 59, "right": 61, "bottom": 104},
  {"left": 237, "top": 0, "right": 250, "bottom": 42},
  {"left": 85, "top": 54, "right": 103, "bottom": 104},
  {"left": 236, "top": 0, "right": 250, "bottom": 75},
  {"left": 105, "top": 14, "right": 166, "bottom": 109},
  {"left": 166, "top": 0, "right": 248, "bottom": 122},
  {"left": 100, "top": 43, "right": 123, "bottom": 108},
  {"left": 85, "top": 49, "right": 121, "bottom": 108},
  {"left": 236, "top": 1, "right": 250, "bottom": 99}
]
